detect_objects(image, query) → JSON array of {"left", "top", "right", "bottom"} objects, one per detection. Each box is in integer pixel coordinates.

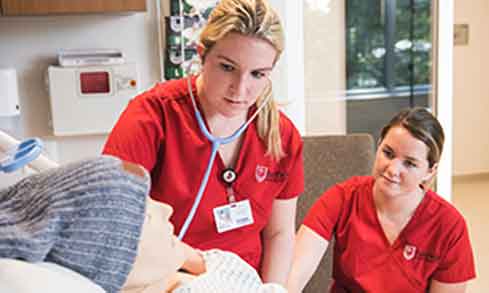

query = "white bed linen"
[{"left": 0, "top": 258, "right": 105, "bottom": 293}]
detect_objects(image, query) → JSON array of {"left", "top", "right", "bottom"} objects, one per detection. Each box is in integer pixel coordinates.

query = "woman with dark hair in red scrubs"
[{"left": 287, "top": 107, "right": 475, "bottom": 293}]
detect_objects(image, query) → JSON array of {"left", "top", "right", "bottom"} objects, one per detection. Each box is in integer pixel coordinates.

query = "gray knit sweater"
[{"left": 0, "top": 156, "right": 149, "bottom": 293}]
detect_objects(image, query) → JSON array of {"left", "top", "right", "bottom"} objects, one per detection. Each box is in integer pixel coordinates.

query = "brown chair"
[{"left": 297, "top": 134, "right": 375, "bottom": 292}]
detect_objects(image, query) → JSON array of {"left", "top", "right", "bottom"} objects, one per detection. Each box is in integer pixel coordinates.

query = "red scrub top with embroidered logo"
[
  {"left": 303, "top": 176, "right": 475, "bottom": 292},
  {"left": 103, "top": 77, "right": 304, "bottom": 270}
]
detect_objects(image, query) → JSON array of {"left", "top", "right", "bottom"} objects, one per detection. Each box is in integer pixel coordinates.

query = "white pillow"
[{"left": 0, "top": 258, "right": 105, "bottom": 293}]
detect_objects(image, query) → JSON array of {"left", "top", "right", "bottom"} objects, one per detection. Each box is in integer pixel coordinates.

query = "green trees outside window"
[{"left": 346, "top": 0, "right": 432, "bottom": 94}]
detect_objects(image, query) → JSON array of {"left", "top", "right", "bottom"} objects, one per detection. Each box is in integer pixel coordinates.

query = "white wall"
[
  {"left": 0, "top": 0, "right": 458, "bottom": 193},
  {"left": 303, "top": 0, "right": 346, "bottom": 135},
  {"left": 0, "top": 3, "right": 161, "bottom": 164},
  {"left": 434, "top": 0, "right": 454, "bottom": 199},
  {"left": 268, "top": 0, "right": 306, "bottom": 134},
  {"left": 0, "top": 1, "right": 302, "bottom": 172},
  {"left": 453, "top": 0, "right": 489, "bottom": 176}
]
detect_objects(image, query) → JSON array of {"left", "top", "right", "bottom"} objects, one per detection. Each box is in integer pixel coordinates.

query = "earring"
[{"left": 419, "top": 179, "right": 430, "bottom": 190}]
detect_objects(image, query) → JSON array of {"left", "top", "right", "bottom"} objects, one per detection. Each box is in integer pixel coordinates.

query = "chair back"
[{"left": 298, "top": 134, "right": 375, "bottom": 292}]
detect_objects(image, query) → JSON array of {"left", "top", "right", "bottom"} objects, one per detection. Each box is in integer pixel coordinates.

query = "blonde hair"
[{"left": 199, "top": 0, "right": 285, "bottom": 161}]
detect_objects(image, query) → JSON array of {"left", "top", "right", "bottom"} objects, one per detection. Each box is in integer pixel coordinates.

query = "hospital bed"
[
  {"left": 1, "top": 130, "right": 376, "bottom": 292},
  {"left": 0, "top": 130, "right": 103, "bottom": 292}
]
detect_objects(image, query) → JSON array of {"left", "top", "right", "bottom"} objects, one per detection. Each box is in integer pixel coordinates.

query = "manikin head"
[{"left": 123, "top": 196, "right": 185, "bottom": 291}]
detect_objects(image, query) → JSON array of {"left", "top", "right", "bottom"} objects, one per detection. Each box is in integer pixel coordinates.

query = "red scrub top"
[
  {"left": 303, "top": 176, "right": 475, "bottom": 292},
  {"left": 103, "top": 77, "right": 304, "bottom": 270}
]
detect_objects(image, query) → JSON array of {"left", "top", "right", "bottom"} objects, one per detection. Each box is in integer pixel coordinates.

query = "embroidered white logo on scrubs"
[
  {"left": 403, "top": 244, "right": 417, "bottom": 260},
  {"left": 255, "top": 165, "right": 268, "bottom": 183}
]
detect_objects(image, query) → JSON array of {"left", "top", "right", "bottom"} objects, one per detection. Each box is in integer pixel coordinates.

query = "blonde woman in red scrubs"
[
  {"left": 287, "top": 107, "right": 475, "bottom": 292},
  {"left": 103, "top": 0, "right": 303, "bottom": 285}
]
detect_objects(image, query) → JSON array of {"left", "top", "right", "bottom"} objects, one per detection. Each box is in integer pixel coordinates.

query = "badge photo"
[{"left": 213, "top": 199, "right": 254, "bottom": 233}]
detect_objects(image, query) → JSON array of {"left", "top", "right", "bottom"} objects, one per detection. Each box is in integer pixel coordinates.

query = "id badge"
[{"left": 213, "top": 199, "right": 254, "bottom": 233}]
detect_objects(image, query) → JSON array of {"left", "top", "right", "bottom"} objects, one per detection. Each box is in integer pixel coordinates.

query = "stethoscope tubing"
[{"left": 177, "top": 76, "right": 271, "bottom": 240}]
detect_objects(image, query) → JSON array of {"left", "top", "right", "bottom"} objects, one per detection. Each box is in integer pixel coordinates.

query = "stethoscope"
[
  {"left": 0, "top": 137, "right": 43, "bottom": 173},
  {"left": 177, "top": 76, "right": 272, "bottom": 240}
]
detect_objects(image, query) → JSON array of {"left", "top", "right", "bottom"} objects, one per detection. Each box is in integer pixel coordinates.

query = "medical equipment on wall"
[
  {"left": 0, "top": 68, "right": 20, "bottom": 117},
  {"left": 0, "top": 137, "right": 43, "bottom": 173},
  {"left": 47, "top": 63, "right": 139, "bottom": 136},
  {"left": 178, "top": 77, "right": 272, "bottom": 240},
  {"left": 159, "top": 0, "right": 218, "bottom": 80},
  {"left": 57, "top": 48, "right": 125, "bottom": 67}
]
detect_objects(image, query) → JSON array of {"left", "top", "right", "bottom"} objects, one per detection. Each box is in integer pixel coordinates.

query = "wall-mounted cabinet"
[{"left": 1, "top": 0, "right": 146, "bottom": 16}]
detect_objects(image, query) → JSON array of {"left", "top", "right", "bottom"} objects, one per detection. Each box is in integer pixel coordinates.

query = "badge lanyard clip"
[{"left": 221, "top": 167, "right": 237, "bottom": 203}]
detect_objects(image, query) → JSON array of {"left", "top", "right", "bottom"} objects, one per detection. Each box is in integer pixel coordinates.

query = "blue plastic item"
[{"left": 0, "top": 138, "right": 43, "bottom": 173}]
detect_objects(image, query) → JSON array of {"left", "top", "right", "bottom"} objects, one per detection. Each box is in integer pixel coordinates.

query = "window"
[{"left": 346, "top": 0, "right": 432, "bottom": 98}]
